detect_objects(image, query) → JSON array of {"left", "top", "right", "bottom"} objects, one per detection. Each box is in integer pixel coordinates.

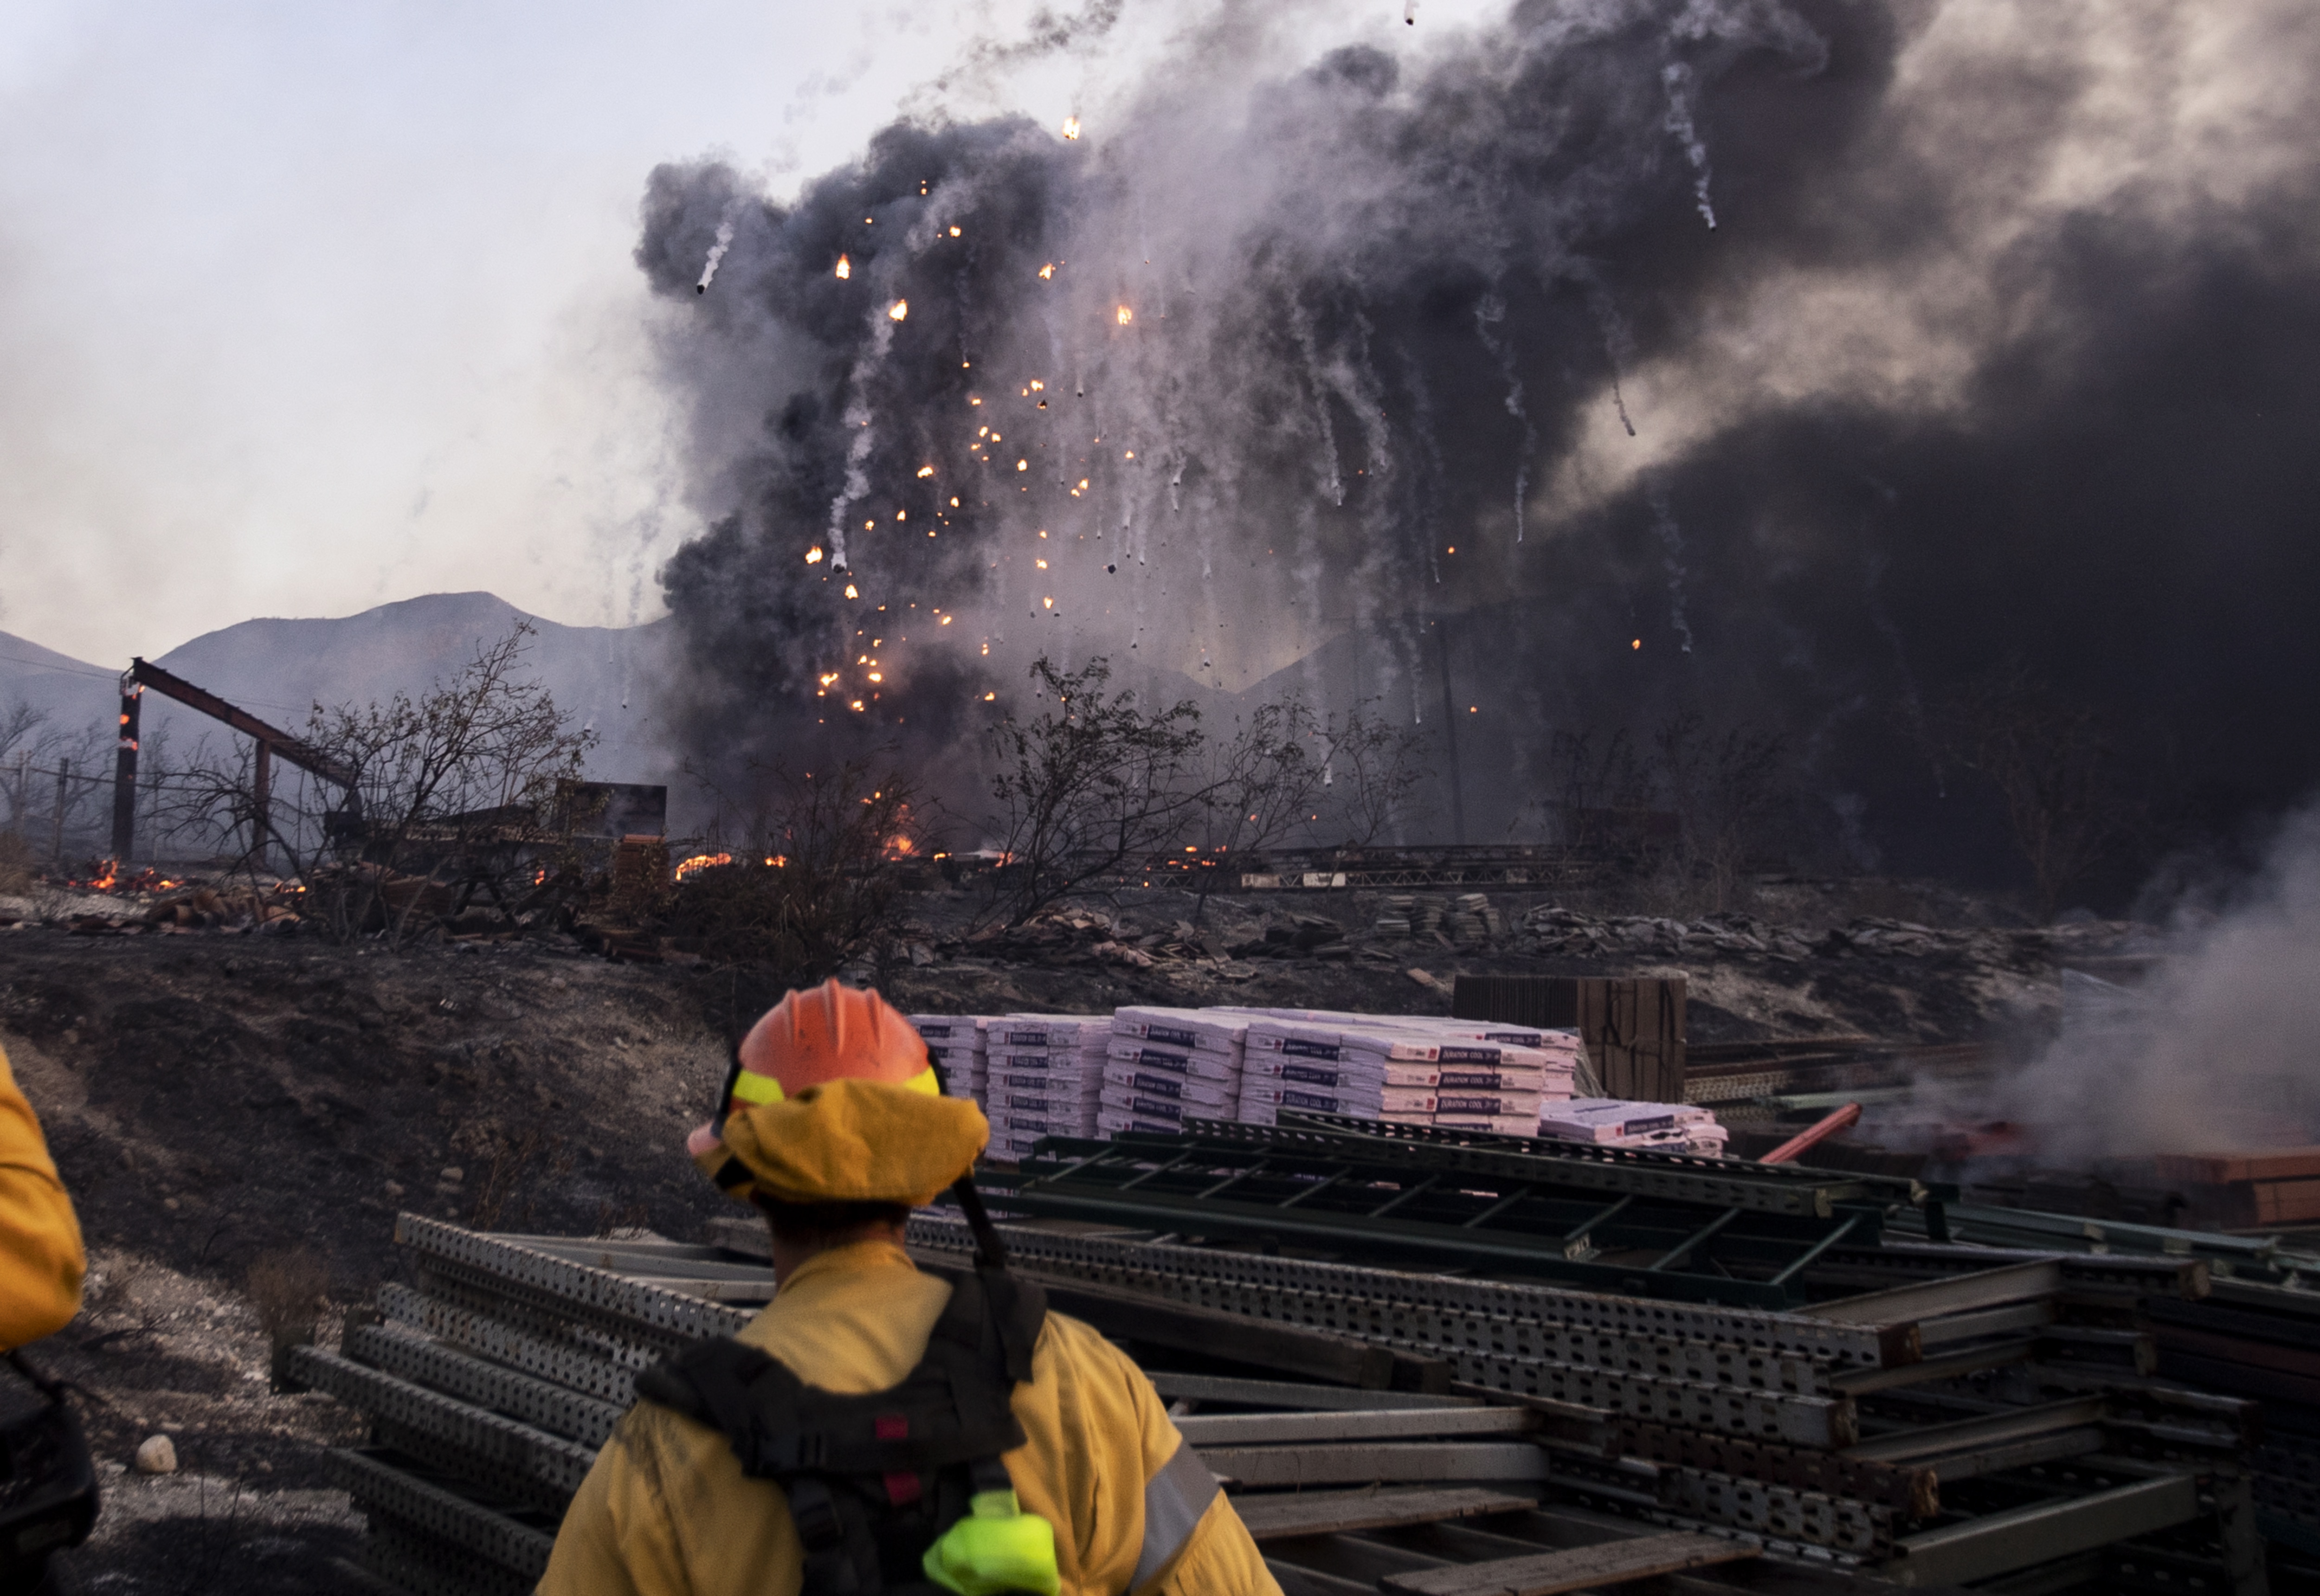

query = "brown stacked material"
[
  {"left": 1452, "top": 976, "right": 1686, "bottom": 1102},
  {"left": 2155, "top": 1147, "right": 2320, "bottom": 1228},
  {"left": 606, "top": 835, "right": 670, "bottom": 923}
]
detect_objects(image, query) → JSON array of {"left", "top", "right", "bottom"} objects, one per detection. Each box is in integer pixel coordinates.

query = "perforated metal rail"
[
  {"left": 297, "top": 1213, "right": 2256, "bottom": 1596},
  {"left": 984, "top": 1132, "right": 1896, "bottom": 1309},
  {"left": 1254, "top": 1112, "right": 1944, "bottom": 1216},
  {"left": 906, "top": 1213, "right": 1920, "bottom": 1367}
]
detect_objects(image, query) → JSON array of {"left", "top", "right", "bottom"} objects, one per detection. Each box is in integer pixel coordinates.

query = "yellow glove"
[{"left": 922, "top": 1489, "right": 1060, "bottom": 1596}]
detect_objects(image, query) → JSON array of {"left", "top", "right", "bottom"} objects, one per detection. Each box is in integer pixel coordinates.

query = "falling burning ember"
[
  {"left": 834, "top": 254, "right": 851, "bottom": 279},
  {"left": 888, "top": 299, "right": 909, "bottom": 321},
  {"left": 1061, "top": 116, "right": 1080, "bottom": 141},
  {"left": 673, "top": 852, "right": 733, "bottom": 881},
  {"left": 806, "top": 546, "right": 825, "bottom": 564},
  {"left": 1115, "top": 305, "right": 1133, "bottom": 325}
]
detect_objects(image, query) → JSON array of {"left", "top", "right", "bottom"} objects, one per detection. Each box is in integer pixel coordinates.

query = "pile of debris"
[
  {"left": 1376, "top": 894, "right": 1507, "bottom": 943},
  {"left": 142, "top": 885, "right": 301, "bottom": 930}
]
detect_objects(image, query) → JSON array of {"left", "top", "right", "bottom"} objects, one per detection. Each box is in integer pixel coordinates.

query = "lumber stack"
[
  {"left": 1451, "top": 977, "right": 1687, "bottom": 1102},
  {"left": 2156, "top": 1146, "right": 2320, "bottom": 1230}
]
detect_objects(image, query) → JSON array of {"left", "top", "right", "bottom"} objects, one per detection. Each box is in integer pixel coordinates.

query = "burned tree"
[
  {"left": 984, "top": 656, "right": 1207, "bottom": 927},
  {"left": 1188, "top": 700, "right": 1330, "bottom": 922},
  {"left": 1318, "top": 701, "right": 1432, "bottom": 849},
  {"left": 664, "top": 755, "right": 931, "bottom": 983},
  {"left": 1926, "top": 665, "right": 2137, "bottom": 920},
  {"left": 165, "top": 623, "right": 597, "bottom": 943}
]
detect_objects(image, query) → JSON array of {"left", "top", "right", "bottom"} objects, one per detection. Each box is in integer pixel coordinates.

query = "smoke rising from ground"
[
  {"left": 1939, "top": 804, "right": 2320, "bottom": 1159},
  {"left": 635, "top": 0, "right": 2320, "bottom": 876}
]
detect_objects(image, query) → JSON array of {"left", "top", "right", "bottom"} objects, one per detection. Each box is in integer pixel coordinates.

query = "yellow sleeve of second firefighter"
[
  {"left": 1009, "top": 1313, "right": 1280, "bottom": 1596},
  {"left": 0, "top": 1043, "right": 84, "bottom": 1350}
]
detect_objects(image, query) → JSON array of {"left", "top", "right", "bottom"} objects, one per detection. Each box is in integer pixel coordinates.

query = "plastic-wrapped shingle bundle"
[
  {"left": 906, "top": 1014, "right": 989, "bottom": 1107},
  {"left": 1225, "top": 1009, "right": 1569, "bottom": 1133},
  {"left": 1237, "top": 1017, "right": 1447, "bottom": 1127},
  {"left": 1536, "top": 1097, "right": 1727, "bottom": 1155},
  {"left": 982, "top": 1015, "right": 1105, "bottom": 1157},
  {"left": 1100, "top": 1007, "right": 1249, "bottom": 1136}
]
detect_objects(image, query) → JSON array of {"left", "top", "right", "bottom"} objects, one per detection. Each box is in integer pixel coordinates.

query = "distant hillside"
[
  {"left": 0, "top": 629, "right": 120, "bottom": 748},
  {"left": 0, "top": 594, "right": 681, "bottom": 810}
]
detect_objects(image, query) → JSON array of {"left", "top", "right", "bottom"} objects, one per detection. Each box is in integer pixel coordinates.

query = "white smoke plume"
[{"left": 1944, "top": 803, "right": 2320, "bottom": 1160}]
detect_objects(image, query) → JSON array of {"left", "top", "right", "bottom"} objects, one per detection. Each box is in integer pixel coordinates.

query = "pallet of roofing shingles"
[
  {"left": 1237, "top": 1016, "right": 1448, "bottom": 1128},
  {"left": 1223, "top": 1008, "right": 1573, "bottom": 1133},
  {"left": 983, "top": 1015, "right": 1104, "bottom": 1158},
  {"left": 1538, "top": 1096, "right": 1729, "bottom": 1156},
  {"left": 1100, "top": 1006, "right": 1249, "bottom": 1136},
  {"left": 907, "top": 1013, "right": 990, "bottom": 1107}
]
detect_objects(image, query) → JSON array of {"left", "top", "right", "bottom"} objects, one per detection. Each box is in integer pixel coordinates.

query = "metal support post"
[
  {"left": 110, "top": 677, "right": 141, "bottom": 862},
  {"left": 251, "top": 738, "right": 272, "bottom": 872}
]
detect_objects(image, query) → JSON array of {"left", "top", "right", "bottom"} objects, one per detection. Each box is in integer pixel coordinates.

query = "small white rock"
[{"left": 134, "top": 1435, "right": 178, "bottom": 1475}]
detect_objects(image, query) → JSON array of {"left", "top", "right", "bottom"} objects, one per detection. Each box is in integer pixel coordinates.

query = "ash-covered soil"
[{"left": 0, "top": 877, "right": 2140, "bottom": 1591}]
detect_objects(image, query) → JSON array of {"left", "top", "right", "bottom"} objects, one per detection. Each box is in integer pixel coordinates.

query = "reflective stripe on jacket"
[
  {"left": 537, "top": 1238, "right": 1280, "bottom": 1596},
  {"left": 0, "top": 1043, "right": 85, "bottom": 1349}
]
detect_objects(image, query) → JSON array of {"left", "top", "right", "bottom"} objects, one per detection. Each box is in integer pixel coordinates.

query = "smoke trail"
[
  {"left": 1473, "top": 293, "right": 1539, "bottom": 541},
  {"left": 1645, "top": 478, "right": 1695, "bottom": 654},
  {"left": 1660, "top": 60, "right": 1718, "bottom": 230},
  {"left": 695, "top": 211, "right": 737, "bottom": 294}
]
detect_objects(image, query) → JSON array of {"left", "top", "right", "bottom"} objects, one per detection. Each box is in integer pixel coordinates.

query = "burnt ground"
[{"left": 0, "top": 876, "right": 2134, "bottom": 1592}]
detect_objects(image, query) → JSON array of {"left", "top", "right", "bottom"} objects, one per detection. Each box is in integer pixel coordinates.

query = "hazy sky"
[{"left": 0, "top": 1, "right": 1483, "bottom": 665}]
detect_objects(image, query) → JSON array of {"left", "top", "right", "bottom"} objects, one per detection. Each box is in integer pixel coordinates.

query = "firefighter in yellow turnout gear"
[
  {"left": 0, "top": 1042, "right": 84, "bottom": 1351},
  {"left": 537, "top": 982, "right": 1279, "bottom": 1596}
]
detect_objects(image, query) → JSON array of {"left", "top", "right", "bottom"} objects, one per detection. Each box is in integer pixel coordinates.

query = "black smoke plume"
[{"left": 636, "top": 0, "right": 2320, "bottom": 891}]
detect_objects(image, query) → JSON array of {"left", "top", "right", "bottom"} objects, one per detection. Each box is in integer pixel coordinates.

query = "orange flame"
[{"left": 673, "top": 852, "right": 733, "bottom": 881}]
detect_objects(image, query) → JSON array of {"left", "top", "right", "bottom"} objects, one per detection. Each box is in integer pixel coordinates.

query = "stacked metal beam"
[
  {"left": 968, "top": 1117, "right": 2271, "bottom": 1591},
  {"left": 298, "top": 1116, "right": 2287, "bottom": 1596}
]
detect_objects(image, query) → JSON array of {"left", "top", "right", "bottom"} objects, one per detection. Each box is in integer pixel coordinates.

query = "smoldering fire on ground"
[{"left": 634, "top": 0, "right": 2320, "bottom": 883}]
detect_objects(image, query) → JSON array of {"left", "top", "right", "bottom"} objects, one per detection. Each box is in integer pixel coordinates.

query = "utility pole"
[
  {"left": 111, "top": 675, "right": 142, "bottom": 862},
  {"left": 52, "top": 760, "right": 70, "bottom": 867},
  {"left": 251, "top": 740, "right": 272, "bottom": 873}
]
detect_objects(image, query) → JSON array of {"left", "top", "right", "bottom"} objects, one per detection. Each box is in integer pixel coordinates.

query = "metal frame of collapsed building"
[{"left": 106, "top": 657, "right": 360, "bottom": 868}]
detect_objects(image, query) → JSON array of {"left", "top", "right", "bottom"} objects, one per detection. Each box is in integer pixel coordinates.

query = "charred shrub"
[{"left": 664, "top": 756, "right": 930, "bottom": 985}]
